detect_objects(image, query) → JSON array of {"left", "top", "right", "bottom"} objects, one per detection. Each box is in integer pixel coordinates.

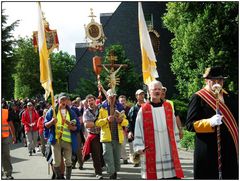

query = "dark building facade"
[{"left": 69, "top": 2, "right": 177, "bottom": 97}]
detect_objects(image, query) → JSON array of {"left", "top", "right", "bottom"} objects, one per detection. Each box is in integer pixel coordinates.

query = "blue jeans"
[{"left": 102, "top": 140, "right": 121, "bottom": 175}]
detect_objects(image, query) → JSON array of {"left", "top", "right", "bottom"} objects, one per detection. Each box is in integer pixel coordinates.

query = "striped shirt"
[{"left": 83, "top": 108, "right": 101, "bottom": 134}]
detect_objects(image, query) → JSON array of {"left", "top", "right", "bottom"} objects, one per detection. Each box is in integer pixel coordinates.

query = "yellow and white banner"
[
  {"left": 138, "top": 2, "right": 159, "bottom": 85},
  {"left": 37, "top": 2, "right": 52, "bottom": 100}
]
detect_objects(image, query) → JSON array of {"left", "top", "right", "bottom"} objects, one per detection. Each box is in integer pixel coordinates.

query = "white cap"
[
  {"left": 135, "top": 89, "right": 144, "bottom": 95},
  {"left": 107, "top": 89, "right": 117, "bottom": 97},
  {"left": 27, "top": 102, "right": 33, "bottom": 106},
  {"left": 162, "top": 86, "right": 167, "bottom": 92}
]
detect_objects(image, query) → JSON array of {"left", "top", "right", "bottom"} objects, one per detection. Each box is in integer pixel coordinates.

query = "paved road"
[{"left": 8, "top": 143, "right": 193, "bottom": 179}]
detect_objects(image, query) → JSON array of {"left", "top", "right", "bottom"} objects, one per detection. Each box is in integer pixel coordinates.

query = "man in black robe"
[{"left": 186, "top": 66, "right": 238, "bottom": 179}]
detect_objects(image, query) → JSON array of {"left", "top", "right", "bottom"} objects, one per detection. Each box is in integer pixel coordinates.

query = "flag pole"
[
  {"left": 36, "top": 2, "right": 57, "bottom": 175},
  {"left": 36, "top": 2, "right": 57, "bottom": 118},
  {"left": 50, "top": 84, "right": 56, "bottom": 118},
  {"left": 48, "top": 54, "right": 56, "bottom": 118}
]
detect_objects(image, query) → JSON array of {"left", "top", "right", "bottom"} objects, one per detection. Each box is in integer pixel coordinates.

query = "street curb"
[{"left": 178, "top": 147, "right": 194, "bottom": 153}]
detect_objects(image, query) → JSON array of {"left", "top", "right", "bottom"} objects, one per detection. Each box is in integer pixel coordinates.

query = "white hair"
[{"left": 148, "top": 80, "right": 163, "bottom": 90}]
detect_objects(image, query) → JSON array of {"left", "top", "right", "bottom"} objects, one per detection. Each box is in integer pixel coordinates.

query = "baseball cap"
[
  {"left": 58, "top": 92, "right": 69, "bottom": 100},
  {"left": 135, "top": 89, "right": 144, "bottom": 95},
  {"left": 106, "top": 89, "right": 117, "bottom": 97},
  {"left": 162, "top": 86, "right": 167, "bottom": 92}
]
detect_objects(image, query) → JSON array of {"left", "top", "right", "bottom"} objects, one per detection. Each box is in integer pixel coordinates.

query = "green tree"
[
  {"left": 162, "top": 2, "right": 238, "bottom": 99},
  {"left": 73, "top": 44, "right": 142, "bottom": 101},
  {"left": 74, "top": 78, "right": 98, "bottom": 99},
  {"left": 101, "top": 44, "right": 142, "bottom": 101},
  {"left": 50, "top": 51, "right": 76, "bottom": 94},
  {"left": 13, "top": 37, "right": 76, "bottom": 99},
  {"left": 13, "top": 37, "right": 40, "bottom": 98},
  {"left": 2, "top": 10, "right": 19, "bottom": 99}
]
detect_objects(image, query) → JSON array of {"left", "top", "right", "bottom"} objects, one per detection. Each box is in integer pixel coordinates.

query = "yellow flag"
[
  {"left": 138, "top": 2, "right": 159, "bottom": 85},
  {"left": 37, "top": 2, "right": 52, "bottom": 100}
]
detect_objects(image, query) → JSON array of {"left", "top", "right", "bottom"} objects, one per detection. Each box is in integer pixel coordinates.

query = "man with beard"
[
  {"left": 82, "top": 94, "right": 104, "bottom": 179},
  {"left": 133, "top": 80, "right": 184, "bottom": 179}
]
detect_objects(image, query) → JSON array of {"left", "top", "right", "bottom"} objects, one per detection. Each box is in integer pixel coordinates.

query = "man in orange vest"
[{"left": 2, "top": 102, "right": 16, "bottom": 179}]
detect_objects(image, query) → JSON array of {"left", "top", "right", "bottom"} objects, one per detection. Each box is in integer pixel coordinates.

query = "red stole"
[
  {"left": 142, "top": 101, "right": 184, "bottom": 179},
  {"left": 196, "top": 88, "right": 238, "bottom": 157}
]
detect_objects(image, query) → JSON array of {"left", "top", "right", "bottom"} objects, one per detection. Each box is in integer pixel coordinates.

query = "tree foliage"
[
  {"left": 162, "top": 2, "right": 238, "bottom": 99},
  {"left": 13, "top": 37, "right": 41, "bottom": 98},
  {"left": 73, "top": 78, "right": 98, "bottom": 100},
  {"left": 13, "top": 36, "right": 76, "bottom": 99},
  {"left": 50, "top": 51, "right": 76, "bottom": 94},
  {"left": 2, "top": 10, "right": 19, "bottom": 99}
]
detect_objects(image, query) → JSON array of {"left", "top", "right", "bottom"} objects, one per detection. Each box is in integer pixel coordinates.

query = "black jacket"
[{"left": 186, "top": 91, "right": 238, "bottom": 179}]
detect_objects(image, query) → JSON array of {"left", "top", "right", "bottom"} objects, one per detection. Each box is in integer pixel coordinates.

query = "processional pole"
[{"left": 212, "top": 83, "right": 223, "bottom": 179}]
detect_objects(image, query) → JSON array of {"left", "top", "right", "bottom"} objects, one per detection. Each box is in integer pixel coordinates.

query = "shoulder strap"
[{"left": 196, "top": 88, "right": 238, "bottom": 157}]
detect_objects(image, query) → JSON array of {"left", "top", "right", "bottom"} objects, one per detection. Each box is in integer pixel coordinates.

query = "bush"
[
  {"left": 180, "top": 129, "right": 195, "bottom": 150},
  {"left": 172, "top": 99, "right": 188, "bottom": 125}
]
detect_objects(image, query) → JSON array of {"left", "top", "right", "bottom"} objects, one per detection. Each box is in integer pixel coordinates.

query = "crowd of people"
[
  {"left": 1, "top": 87, "right": 146, "bottom": 179},
  {"left": 1, "top": 66, "right": 238, "bottom": 180}
]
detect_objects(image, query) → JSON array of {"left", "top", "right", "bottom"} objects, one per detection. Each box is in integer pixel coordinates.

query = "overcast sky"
[{"left": 2, "top": 2, "right": 121, "bottom": 56}]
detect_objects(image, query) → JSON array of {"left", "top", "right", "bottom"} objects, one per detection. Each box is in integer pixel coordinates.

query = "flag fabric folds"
[
  {"left": 37, "top": 2, "right": 52, "bottom": 100},
  {"left": 138, "top": 2, "right": 159, "bottom": 85}
]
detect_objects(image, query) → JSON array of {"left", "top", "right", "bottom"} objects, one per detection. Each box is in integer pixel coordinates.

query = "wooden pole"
[{"left": 213, "top": 84, "right": 222, "bottom": 180}]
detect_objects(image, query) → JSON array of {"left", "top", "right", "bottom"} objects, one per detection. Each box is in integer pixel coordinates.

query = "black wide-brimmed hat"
[{"left": 203, "top": 66, "right": 227, "bottom": 79}]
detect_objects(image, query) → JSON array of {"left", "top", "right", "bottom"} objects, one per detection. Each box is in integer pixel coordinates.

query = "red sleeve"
[{"left": 37, "top": 117, "right": 42, "bottom": 128}]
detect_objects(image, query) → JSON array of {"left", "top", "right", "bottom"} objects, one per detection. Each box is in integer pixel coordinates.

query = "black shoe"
[
  {"left": 29, "top": 151, "right": 32, "bottom": 156},
  {"left": 72, "top": 165, "right": 76, "bottom": 169},
  {"left": 51, "top": 172, "right": 56, "bottom": 179},
  {"left": 109, "top": 172, "right": 117, "bottom": 179},
  {"left": 33, "top": 149, "right": 36, "bottom": 154},
  {"left": 79, "top": 166, "right": 83, "bottom": 170},
  {"left": 6, "top": 175, "right": 14, "bottom": 179},
  {"left": 133, "top": 163, "right": 140, "bottom": 167},
  {"left": 123, "top": 159, "right": 128, "bottom": 164},
  {"left": 61, "top": 174, "right": 65, "bottom": 179}
]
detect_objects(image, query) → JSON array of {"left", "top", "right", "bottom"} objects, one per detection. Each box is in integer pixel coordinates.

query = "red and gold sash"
[
  {"left": 196, "top": 88, "right": 238, "bottom": 156},
  {"left": 142, "top": 102, "right": 184, "bottom": 179}
]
